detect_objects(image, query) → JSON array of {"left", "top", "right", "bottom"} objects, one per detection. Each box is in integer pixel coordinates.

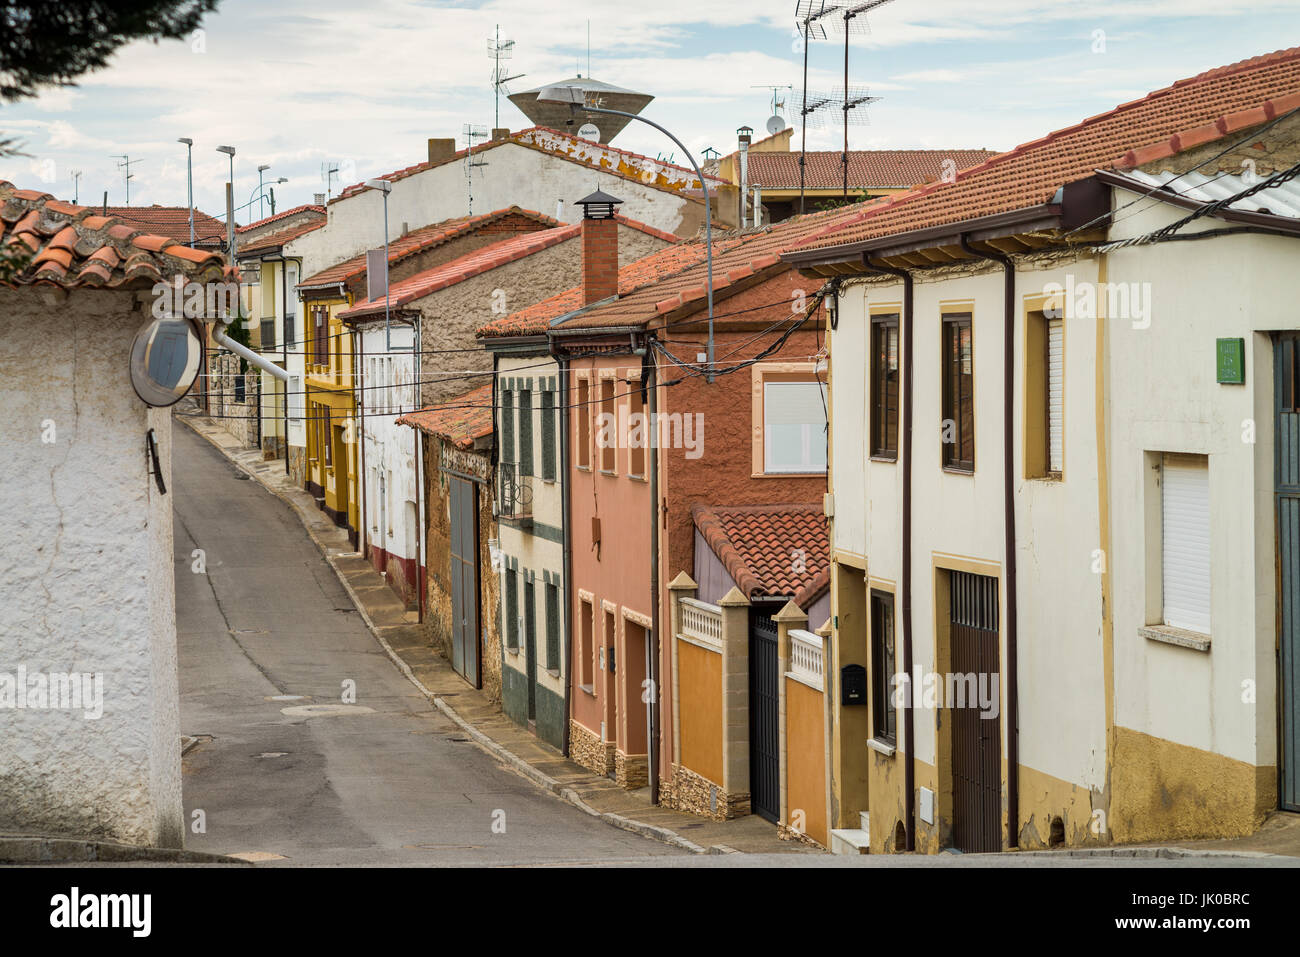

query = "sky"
[{"left": 2, "top": 0, "right": 1299, "bottom": 223}]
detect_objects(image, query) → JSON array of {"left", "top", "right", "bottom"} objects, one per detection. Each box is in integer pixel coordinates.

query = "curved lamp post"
[{"left": 536, "top": 84, "right": 716, "bottom": 381}]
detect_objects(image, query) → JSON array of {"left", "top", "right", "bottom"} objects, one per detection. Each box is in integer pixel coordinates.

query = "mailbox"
[{"left": 841, "top": 664, "right": 867, "bottom": 705}]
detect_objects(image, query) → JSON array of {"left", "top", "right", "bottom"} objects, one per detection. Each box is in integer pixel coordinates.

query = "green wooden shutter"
[
  {"left": 519, "top": 389, "right": 533, "bottom": 476},
  {"left": 541, "top": 391, "right": 556, "bottom": 481},
  {"left": 545, "top": 581, "right": 560, "bottom": 671}
]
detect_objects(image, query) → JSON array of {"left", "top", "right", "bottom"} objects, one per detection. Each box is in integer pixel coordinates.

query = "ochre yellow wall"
[
  {"left": 677, "top": 639, "right": 723, "bottom": 786},
  {"left": 785, "top": 677, "right": 827, "bottom": 847},
  {"left": 1111, "top": 726, "right": 1276, "bottom": 843}
]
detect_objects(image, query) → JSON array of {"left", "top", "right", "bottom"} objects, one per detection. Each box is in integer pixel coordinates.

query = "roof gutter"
[
  {"left": 784, "top": 178, "right": 1111, "bottom": 269},
  {"left": 958, "top": 233, "right": 1019, "bottom": 850},
  {"left": 862, "top": 253, "right": 915, "bottom": 852}
]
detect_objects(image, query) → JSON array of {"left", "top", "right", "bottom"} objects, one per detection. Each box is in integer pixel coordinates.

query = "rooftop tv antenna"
[
  {"left": 70, "top": 169, "right": 82, "bottom": 204},
  {"left": 321, "top": 162, "right": 340, "bottom": 200},
  {"left": 488, "top": 25, "right": 525, "bottom": 129},
  {"left": 835, "top": 0, "right": 895, "bottom": 199},
  {"left": 752, "top": 84, "right": 793, "bottom": 136},
  {"left": 463, "top": 124, "right": 490, "bottom": 215},
  {"left": 793, "top": 2, "right": 843, "bottom": 213},
  {"left": 110, "top": 154, "right": 139, "bottom": 206}
]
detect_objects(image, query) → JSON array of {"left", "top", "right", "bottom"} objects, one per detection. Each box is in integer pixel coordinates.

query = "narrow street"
[{"left": 173, "top": 424, "right": 682, "bottom": 866}]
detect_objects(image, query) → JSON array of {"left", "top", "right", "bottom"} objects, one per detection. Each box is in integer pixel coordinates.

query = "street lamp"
[
  {"left": 257, "top": 164, "right": 271, "bottom": 219},
  {"left": 246, "top": 178, "right": 288, "bottom": 218},
  {"left": 536, "top": 84, "right": 716, "bottom": 380},
  {"left": 216, "top": 145, "right": 236, "bottom": 256},
  {"left": 178, "top": 138, "right": 194, "bottom": 246}
]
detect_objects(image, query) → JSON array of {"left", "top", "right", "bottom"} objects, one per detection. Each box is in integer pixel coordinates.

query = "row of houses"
[{"left": 206, "top": 48, "right": 1300, "bottom": 854}]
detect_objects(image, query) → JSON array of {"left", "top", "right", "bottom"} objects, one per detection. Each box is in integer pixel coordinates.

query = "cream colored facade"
[{"left": 822, "top": 181, "right": 1298, "bottom": 852}]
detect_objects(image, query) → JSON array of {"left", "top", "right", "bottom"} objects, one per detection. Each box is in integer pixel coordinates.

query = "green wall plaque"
[{"left": 1216, "top": 337, "right": 1245, "bottom": 384}]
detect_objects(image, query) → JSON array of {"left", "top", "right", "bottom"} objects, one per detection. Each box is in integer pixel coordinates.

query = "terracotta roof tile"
[
  {"left": 549, "top": 204, "right": 858, "bottom": 331},
  {"left": 237, "top": 216, "right": 326, "bottom": 254},
  {"left": 477, "top": 235, "right": 732, "bottom": 338},
  {"left": 396, "top": 383, "right": 494, "bottom": 449},
  {"left": 692, "top": 503, "right": 828, "bottom": 604},
  {"left": 298, "top": 207, "right": 561, "bottom": 291},
  {"left": 337, "top": 222, "right": 589, "bottom": 321},
  {"left": 0, "top": 181, "right": 232, "bottom": 289},
  {"left": 102, "top": 205, "right": 226, "bottom": 246},
  {"left": 791, "top": 46, "right": 1300, "bottom": 254},
  {"left": 746, "top": 149, "right": 998, "bottom": 190},
  {"left": 236, "top": 204, "right": 326, "bottom": 234},
  {"left": 334, "top": 127, "right": 722, "bottom": 207}
]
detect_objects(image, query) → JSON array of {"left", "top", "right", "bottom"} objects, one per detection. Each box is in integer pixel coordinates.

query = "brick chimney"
[
  {"left": 427, "top": 137, "right": 456, "bottom": 164},
  {"left": 576, "top": 189, "right": 623, "bottom": 306}
]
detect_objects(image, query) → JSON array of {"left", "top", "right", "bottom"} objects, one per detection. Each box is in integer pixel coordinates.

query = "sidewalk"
[{"left": 177, "top": 409, "right": 818, "bottom": 857}]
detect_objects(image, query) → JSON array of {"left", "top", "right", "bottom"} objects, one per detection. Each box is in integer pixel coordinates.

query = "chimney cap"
[{"left": 575, "top": 188, "right": 623, "bottom": 219}]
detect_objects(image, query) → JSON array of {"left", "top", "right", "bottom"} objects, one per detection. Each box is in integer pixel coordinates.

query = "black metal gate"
[
  {"left": 949, "top": 571, "right": 1001, "bottom": 853},
  {"left": 1276, "top": 334, "right": 1300, "bottom": 810},
  {"left": 749, "top": 609, "right": 780, "bottom": 823},
  {"left": 448, "top": 475, "right": 480, "bottom": 687}
]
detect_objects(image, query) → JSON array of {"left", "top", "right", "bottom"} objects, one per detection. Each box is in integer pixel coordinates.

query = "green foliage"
[
  {"left": 0, "top": 1, "right": 221, "bottom": 102},
  {"left": 813, "top": 189, "right": 872, "bottom": 212}
]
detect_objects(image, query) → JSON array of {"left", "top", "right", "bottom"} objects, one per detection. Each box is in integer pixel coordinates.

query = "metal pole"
[
  {"left": 187, "top": 150, "right": 194, "bottom": 245},
  {"left": 383, "top": 191, "right": 392, "bottom": 352},
  {"left": 843, "top": 13, "right": 850, "bottom": 201},
  {"left": 258, "top": 168, "right": 265, "bottom": 219},
  {"left": 800, "top": 19, "right": 809, "bottom": 215},
  {"left": 577, "top": 104, "right": 715, "bottom": 380}
]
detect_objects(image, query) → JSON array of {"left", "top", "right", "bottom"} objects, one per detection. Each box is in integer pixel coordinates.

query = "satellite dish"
[
  {"left": 766, "top": 114, "right": 787, "bottom": 135},
  {"left": 577, "top": 122, "right": 601, "bottom": 143},
  {"left": 130, "top": 317, "right": 203, "bottom": 407}
]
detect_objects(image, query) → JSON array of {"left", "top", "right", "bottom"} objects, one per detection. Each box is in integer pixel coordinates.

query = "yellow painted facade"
[{"left": 303, "top": 294, "right": 360, "bottom": 545}]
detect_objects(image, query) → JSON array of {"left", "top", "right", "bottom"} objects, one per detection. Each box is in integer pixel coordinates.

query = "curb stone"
[
  {"left": 0, "top": 834, "right": 249, "bottom": 865},
  {"left": 176, "top": 412, "right": 712, "bottom": 857}
]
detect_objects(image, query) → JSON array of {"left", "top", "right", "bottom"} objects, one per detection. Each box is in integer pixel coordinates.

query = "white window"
[
  {"left": 1047, "top": 317, "right": 1063, "bottom": 473},
  {"left": 764, "top": 380, "right": 828, "bottom": 473},
  {"left": 288, "top": 375, "right": 304, "bottom": 422},
  {"left": 1161, "top": 454, "right": 1210, "bottom": 634}
]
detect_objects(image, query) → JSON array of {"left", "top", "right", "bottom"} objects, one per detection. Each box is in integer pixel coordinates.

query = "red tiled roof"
[
  {"left": 335, "top": 126, "right": 722, "bottom": 204},
  {"left": 477, "top": 236, "right": 724, "bottom": 338},
  {"left": 102, "top": 204, "right": 226, "bottom": 246},
  {"left": 338, "top": 224, "right": 581, "bottom": 320},
  {"left": 236, "top": 204, "right": 325, "bottom": 234},
  {"left": 237, "top": 216, "right": 326, "bottom": 255},
  {"left": 550, "top": 204, "right": 859, "bottom": 331},
  {"left": 2, "top": 181, "right": 231, "bottom": 288},
  {"left": 297, "top": 207, "right": 560, "bottom": 291},
  {"left": 339, "top": 214, "right": 679, "bottom": 322},
  {"left": 396, "top": 383, "right": 493, "bottom": 448},
  {"left": 792, "top": 46, "right": 1300, "bottom": 253},
  {"left": 747, "top": 149, "right": 998, "bottom": 190},
  {"left": 692, "top": 503, "right": 828, "bottom": 604}
]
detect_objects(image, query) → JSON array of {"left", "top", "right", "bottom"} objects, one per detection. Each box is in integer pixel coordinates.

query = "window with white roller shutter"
[
  {"left": 1161, "top": 454, "right": 1211, "bottom": 634},
  {"left": 1047, "top": 317, "right": 1063, "bottom": 473}
]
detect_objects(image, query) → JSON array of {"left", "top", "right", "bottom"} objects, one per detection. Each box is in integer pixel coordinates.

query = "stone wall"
[
  {"left": 659, "top": 763, "right": 750, "bottom": 821},
  {"left": 569, "top": 720, "right": 614, "bottom": 777},
  {"left": 206, "top": 353, "right": 260, "bottom": 449}
]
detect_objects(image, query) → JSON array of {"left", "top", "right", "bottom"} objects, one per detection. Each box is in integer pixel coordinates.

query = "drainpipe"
[
  {"left": 644, "top": 336, "right": 661, "bottom": 804},
  {"left": 213, "top": 319, "right": 290, "bottom": 381},
  {"left": 863, "top": 255, "right": 915, "bottom": 851},
  {"left": 958, "top": 233, "right": 1019, "bottom": 849},
  {"left": 552, "top": 343, "right": 574, "bottom": 758},
  {"left": 359, "top": 327, "right": 368, "bottom": 555}
]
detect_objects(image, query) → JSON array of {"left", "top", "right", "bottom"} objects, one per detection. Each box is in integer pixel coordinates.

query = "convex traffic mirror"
[{"left": 129, "top": 316, "right": 204, "bottom": 407}]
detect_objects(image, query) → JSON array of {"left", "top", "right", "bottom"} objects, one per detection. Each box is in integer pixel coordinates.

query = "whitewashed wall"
[{"left": 0, "top": 286, "right": 182, "bottom": 847}]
